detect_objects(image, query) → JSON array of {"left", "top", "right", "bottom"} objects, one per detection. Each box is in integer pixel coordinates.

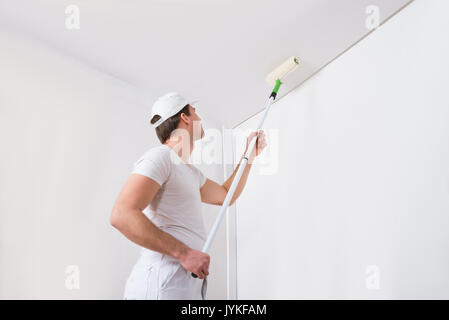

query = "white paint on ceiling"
[{"left": 0, "top": 0, "right": 412, "bottom": 128}]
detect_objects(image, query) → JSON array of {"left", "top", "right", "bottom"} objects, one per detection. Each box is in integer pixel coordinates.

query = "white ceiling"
[{"left": 0, "top": 0, "right": 412, "bottom": 128}]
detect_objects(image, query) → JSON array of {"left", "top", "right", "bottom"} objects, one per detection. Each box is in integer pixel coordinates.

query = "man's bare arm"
[
  {"left": 200, "top": 152, "right": 252, "bottom": 206},
  {"left": 110, "top": 173, "right": 209, "bottom": 279},
  {"left": 200, "top": 130, "right": 267, "bottom": 206}
]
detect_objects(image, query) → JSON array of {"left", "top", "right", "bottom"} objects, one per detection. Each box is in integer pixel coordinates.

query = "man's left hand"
[{"left": 245, "top": 130, "right": 267, "bottom": 163}]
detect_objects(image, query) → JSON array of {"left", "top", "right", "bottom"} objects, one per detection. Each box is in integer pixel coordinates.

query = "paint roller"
[
  {"left": 265, "top": 56, "right": 300, "bottom": 86},
  {"left": 192, "top": 56, "right": 300, "bottom": 278}
]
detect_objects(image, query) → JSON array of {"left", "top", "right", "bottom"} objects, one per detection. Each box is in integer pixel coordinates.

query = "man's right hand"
[{"left": 179, "top": 248, "right": 210, "bottom": 279}]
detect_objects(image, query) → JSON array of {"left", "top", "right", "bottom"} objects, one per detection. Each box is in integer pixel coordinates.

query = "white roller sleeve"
[{"left": 265, "top": 56, "right": 300, "bottom": 86}]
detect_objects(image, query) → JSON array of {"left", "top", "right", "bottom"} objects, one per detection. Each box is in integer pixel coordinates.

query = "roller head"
[{"left": 265, "top": 56, "right": 300, "bottom": 86}]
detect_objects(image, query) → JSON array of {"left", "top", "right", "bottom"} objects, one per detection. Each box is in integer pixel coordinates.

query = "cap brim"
[
  {"left": 188, "top": 99, "right": 200, "bottom": 106},
  {"left": 149, "top": 98, "right": 200, "bottom": 127}
]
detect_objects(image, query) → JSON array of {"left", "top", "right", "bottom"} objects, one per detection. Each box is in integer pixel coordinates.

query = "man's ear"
[{"left": 179, "top": 112, "right": 190, "bottom": 125}]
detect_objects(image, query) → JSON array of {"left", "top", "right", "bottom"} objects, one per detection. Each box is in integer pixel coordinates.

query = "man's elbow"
[
  {"left": 110, "top": 208, "right": 123, "bottom": 230},
  {"left": 222, "top": 185, "right": 237, "bottom": 207}
]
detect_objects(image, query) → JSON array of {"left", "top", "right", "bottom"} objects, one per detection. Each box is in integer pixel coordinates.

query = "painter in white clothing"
[{"left": 110, "top": 92, "right": 267, "bottom": 299}]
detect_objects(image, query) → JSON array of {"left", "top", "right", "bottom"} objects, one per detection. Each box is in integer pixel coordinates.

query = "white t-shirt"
[{"left": 131, "top": 144, "right": 207, "bottom": 254}]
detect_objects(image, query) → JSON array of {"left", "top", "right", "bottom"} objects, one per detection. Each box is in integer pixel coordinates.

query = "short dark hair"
[{"left": 150, "top": 104, "right": 191, "bottom": 144}]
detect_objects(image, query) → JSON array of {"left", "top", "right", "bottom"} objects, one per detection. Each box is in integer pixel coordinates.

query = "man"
[{"left": 110, "top": 92, "right": 266, "bottom": 299}]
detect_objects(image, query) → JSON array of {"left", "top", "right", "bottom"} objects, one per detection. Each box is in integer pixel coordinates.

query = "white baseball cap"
[{"left": 150, "top": 92, "right": 198, "bottom": 128}]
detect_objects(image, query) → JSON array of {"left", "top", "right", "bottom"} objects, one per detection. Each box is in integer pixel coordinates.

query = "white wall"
[
  {"left": 232, "top": 0, "right": 449, "bottom": 299},
  {"left": 0, "top": 28, "right": 226, "bottom": 299}
]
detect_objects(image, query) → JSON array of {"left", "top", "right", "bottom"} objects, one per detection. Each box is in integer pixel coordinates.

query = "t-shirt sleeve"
[
  {"left": 197, "top": 167, "right": 207, "bottom": 188},
  {"left": 132, "top": 151, "right": 171, "bottom": 186}
]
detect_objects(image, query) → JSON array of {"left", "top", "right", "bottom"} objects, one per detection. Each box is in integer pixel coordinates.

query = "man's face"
[{"left": 189, "top": 105, "right": 205, "bottom": 140}]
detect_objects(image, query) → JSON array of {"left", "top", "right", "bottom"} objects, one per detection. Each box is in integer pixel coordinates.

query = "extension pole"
[{"left": 192, "top": 79, "right": 283, "bottom": 278}]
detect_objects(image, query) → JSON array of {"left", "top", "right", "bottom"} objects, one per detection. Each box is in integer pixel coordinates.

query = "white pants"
[{"left": 123, "top": 252, "right": 207, "bottom": 300}]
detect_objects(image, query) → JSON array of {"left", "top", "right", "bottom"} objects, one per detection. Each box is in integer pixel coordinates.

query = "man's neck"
[{"left": 164, "top": 139, "right": 193, "bottom": 164}]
